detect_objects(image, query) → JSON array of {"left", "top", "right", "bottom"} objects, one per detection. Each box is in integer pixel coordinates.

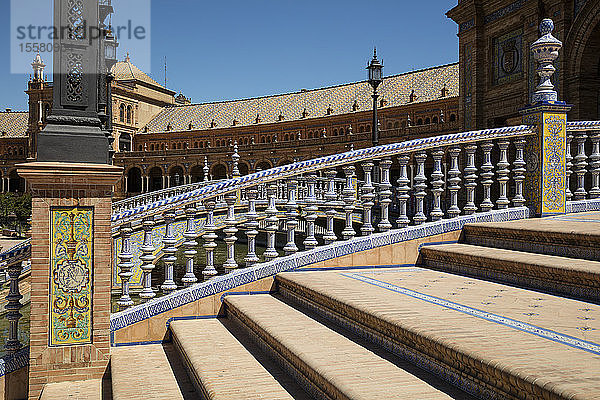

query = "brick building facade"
[{"left": 447, "top": 0, "right": 600, "bottom": 129}]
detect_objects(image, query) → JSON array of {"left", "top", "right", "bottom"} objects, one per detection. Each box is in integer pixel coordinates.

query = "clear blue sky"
[{"left": 0, "top": 0, "right": 459, "bottom": 110}]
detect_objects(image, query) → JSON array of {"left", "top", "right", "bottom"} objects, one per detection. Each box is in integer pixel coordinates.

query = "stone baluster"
[
  {"left": 182, "top": 205, "right": 198, "bottom": 286},
  {"left": 264, "top": 183, "right": 279, "bottom": 261},
  {"left": 566, "top": 132, "right": 574, "bottom": 201},
  {"left": 4, "top": 261, "right": 23, "bottom": 353},
  {"left": 378, "top": 158, "right": 393, "bottom": 231},
  {"left": 396, "top": 155, "right": 410, "bottom": 228},
  {"left": 447, "top": 147, "right": 462, "bottom": 218},
  {"left": 244, "top": 186, "right": 260, "bottom": 267},
  {"left": 480, "top": 141, "right": 494, "bottom": 212},
  {"left": 117, "top": 223, "right": 134, "bottom": 310},
  {"left": 413, "top": 152, "right": 428, "bottom": 225},
  {"left": 360, "top": 162, "right": 375, "bottom": 235},
  {"left": 464, "top": 144, "right": 478, "bottom": 215},
  {"left": 223, "top": 193, "right": 238, "bottom": 273},
  {"left": 512, "top": 139, "right": 526, "bottom": 208},
  {"left": 232, "top": 143, "right": 240, "bottom": 177},
  {"left": 139, "top": 217, "right": 156, "bottom": 301},
  {"left": 283, "top": 179, "right": 299, "bottom": 255},
  {"left": 303, "top": 174, "right": 319, "bottom": 250},
  {"left": 342, "top": 165, "right": 357, "bottom": 240},
  {"left": 203, "top": 156, "right": 210, "bottom": 182},
  {"left": 202, "top": 199, "right": 218, "bottom": 281},
  {"left": 574, "top": 131, "right": 588, "bottom": 200},
  {"left": 496, "top": 140, "right": 510, "bottom": 209},
  {"left": 161, "top": 211, "right": 178, "bottom": 293},
  {"left": 590, "top": 132, "right": 600, "bottom": 198},
  {"left": 430, "top": 150, "right": 445, "bottom": 221},
  {"left": 323, "top": 170, "right": 338, "bottom": 244}
]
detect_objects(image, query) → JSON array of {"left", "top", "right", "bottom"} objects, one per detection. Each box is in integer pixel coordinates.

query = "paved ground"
[
  {"left": 40, "top": 378, "right": 111, "bottom": 400},
  {"left": 279, "top": 266, "right": 600, "bottom": 398}
]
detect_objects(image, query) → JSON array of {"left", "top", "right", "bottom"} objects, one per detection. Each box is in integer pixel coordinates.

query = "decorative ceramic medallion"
[{"left": 50, "top": 207, "right": 93, "bottom": 346}]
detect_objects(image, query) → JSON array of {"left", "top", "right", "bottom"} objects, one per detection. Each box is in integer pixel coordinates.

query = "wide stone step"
[
  {"left": 111, "top": 344, "right": 197, "bottom": 400},
  {"left": 462, "top": 216, "right": 600, "bottom": 261},
  {"left": 170, "top": 318, "right": 309, "bottom": 400},
  {"left": 224, "top": 294, "right": 472, "bottom": 400},
  {"left": 276, "top": 269, "right": 600, "bottom": 400},
  {"left": 419, "top": 243, "right": 600, "bottom": 302}
]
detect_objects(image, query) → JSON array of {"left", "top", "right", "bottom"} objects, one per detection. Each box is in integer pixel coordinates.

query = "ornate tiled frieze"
[
  {"left": 50, "top": 207, "right": 93, "bottom": 346},
  {"left": 541, "top": 113, "right": 567, "bottom": 214}
]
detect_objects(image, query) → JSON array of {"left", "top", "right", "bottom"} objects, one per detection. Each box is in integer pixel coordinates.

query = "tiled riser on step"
[
  {"left": 225, "top": 312, "right": 332, "bottom": 400},
  {"left": 275, "top": 287, "right": 501, "bottom": 400},
  {"left": 277, "top": 276, "right": 562, "bottom": 400},
  {"left": 419, "top": 250, "right": 600, "bottom": 303},
  {"left": 463, "top": 228, "right": 600, "bottom": 261}
]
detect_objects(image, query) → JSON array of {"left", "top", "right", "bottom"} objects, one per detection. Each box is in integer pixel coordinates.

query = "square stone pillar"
[
  {"left": 16, "top": 162, "right": 122, "bottom": 400},
  {"left": 520, "top": 103, "right": 572, "bottom": 216}
]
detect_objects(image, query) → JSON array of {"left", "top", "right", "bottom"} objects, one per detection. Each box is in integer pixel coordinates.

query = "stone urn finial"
[{"left": 531, "top": 18, "right": 562, "bottom": 103}]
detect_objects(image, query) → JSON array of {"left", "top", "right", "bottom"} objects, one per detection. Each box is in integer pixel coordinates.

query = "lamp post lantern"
[{"left": 367, "top": 48, "right": 383, "bottom": 147}]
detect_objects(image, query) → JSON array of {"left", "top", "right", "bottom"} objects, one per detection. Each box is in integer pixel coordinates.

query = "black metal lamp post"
[
  {"left": 367, "top": 48, "right": 383, "bottom": 147},
  {"left": 104, "top": 28, "right": 118, "bottom": 159}
]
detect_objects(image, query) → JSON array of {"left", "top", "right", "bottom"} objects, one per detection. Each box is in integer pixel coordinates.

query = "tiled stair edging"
[
  {"left": 109, "top": 207, "right": 529, "bottom": 340},
  {"left": 419, "top": 247, "right": 600, "bottom": 302},
  {"left": 276, "top": 284, "right": 501, "bottom": 400}
]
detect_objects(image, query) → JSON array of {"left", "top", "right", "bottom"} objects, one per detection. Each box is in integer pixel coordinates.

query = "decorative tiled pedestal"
[
  {"left": 17, "top": 162, "right": 122, "bottom": 400},
  {"left": 521, "top": 103, "right": 571, "bottom": 216}
]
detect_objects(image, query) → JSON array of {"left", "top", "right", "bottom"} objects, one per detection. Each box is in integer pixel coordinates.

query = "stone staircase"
[{"left": 111, "top": 215, "right": 600, "bottom": 399}]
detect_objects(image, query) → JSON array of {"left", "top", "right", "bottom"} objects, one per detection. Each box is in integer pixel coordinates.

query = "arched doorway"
[
  {"left": 238, "top": 162, "right": 249, "bottom": 176},
  {"left": 566, "top": 5, "right": 600, "bottom": 120},
  {"left": 211, "top": 164, "right": 227, "bottom": 180},
  {"left": 190, "top": 165, "right": 205, "bottom": 183},
  {"left": 148, "top": 167, "right": 163, "bottom": 192},
  {"left": 8, "top": 170, "right": 25, "bottom": 193},
  {"left": 127, "top": 167, "right": 142, "bottom": 193},
  {"left": 255, "top": 161, "right": 272, "bottom": 172},
  {"left": 169, "top": 166, "right": 185, "bottom": 187}
]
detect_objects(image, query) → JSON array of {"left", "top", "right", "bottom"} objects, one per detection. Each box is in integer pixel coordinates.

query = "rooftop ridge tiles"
[{"left": 155, "top": 62, "right": 459, "bottom": 109}]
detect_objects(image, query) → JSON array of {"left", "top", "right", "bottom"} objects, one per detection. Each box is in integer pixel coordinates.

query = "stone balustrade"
[{"left": 3, "top": 121, "right": 600, "bottom": 350}]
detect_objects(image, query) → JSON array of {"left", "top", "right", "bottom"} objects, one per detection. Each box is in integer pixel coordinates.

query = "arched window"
[
  {"left": 138, "top": 145, "right": 142, "bottom": 151},
  {"left": 449, "top": 114, "right": 457, "bottom": 122},
  {"left": 359, "top": 126, "right": 365, "bottom": 133},
  {"left": 126, "top": 106, "right": 133, "bottom": 124},
  {"left": 119, "top": 133, "right": 131, "bottom": 152},
  {"left": 119, "top": 104, "right": 125, "bottom": 122},
  {"left": 387, "top": 122, "right": 393, "bottom": 129},
  {"left": 333, "top": 129, "right": 338, "bottom": 136},
  {"left": 417, "top": 118, "right": 423, "bottom": 125},
  {"left": 394, "top": 121, "right": 400, "bottom": 128},
  {"left": 425, "top": 117, "right": 431, "bottom": 124},
  {"left": 432, "top": 116, "right": 438, "bottom": 124},
  {"left": 340, "top": 128, "right": 345, "bottom": 135},
  {"left": 366, "top": 125, "right": 371, "bottom": 132}
]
